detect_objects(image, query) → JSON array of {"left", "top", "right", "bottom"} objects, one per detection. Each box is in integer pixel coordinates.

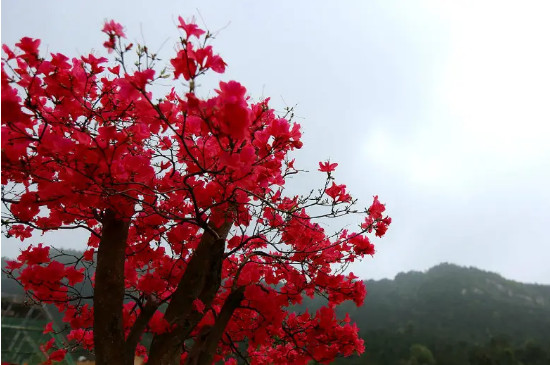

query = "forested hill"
[
  {"left": 348, "top": 263, "right": 550, "bottom": 341},
  {"left": 3, "top": 261, "right": 550, "bottom": 364},
  {"left": 329, "top": 263, "right": 550, "bottom": 364}
]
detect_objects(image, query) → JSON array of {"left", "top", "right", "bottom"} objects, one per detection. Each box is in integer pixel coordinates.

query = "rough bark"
[
  {"left": 185, "top": 286, "right": 245, "bottom": 365},
  {"left": 147, "top": 220, "right": 232, "bottom": 365},
  {"left": 124, "top": 298, "right": 158, "bottom": 365},
  {"left": 93, "top": 209, "right": 131, "bottom": 365}
]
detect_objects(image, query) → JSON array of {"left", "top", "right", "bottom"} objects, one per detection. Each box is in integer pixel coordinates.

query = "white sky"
[{"left": 2, "top": 0, "right": 550, "bottom": 284}]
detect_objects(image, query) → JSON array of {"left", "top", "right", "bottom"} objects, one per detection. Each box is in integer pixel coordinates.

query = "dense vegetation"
[
  {"left": 299, "top": 263, "right": 550, "bottom": 364},
  {"left": 3, "top": 261, "right": 549, "bottom": 364}
]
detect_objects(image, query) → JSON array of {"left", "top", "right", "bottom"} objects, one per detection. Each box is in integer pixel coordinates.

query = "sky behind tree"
[{"left": 2, "top": 0, "right": 549, "bottom": 284}]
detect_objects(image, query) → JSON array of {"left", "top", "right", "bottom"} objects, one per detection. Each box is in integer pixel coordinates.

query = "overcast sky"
[{"left": 2, "top": 1, "right": 549, "bottom": 284}]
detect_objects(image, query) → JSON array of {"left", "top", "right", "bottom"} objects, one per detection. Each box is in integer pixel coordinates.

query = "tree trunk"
[
  {"left": 147, "top": 220, "right": 232, "bottom": 365},
  {"left": 185, "top": 286, "right": 245, "bottom": 365},
  {"left": 124, "top": 298, "right": 158, "bottom": 365},
  {"left": 93, "top": 209, "right": 131, "bottom": 365}
]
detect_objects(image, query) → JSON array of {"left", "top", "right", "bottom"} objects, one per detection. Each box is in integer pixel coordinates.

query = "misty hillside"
[
  {"left": 330, "top": 263, "right": 550, "bottom": 364},
  {"left": 348, "top": 263, "right": 550, "bottom": 342}
]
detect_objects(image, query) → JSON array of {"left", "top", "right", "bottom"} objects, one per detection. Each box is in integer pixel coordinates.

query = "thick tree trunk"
[
  {"left": 147, "top": 220, "right": 232, "bottom": 365},
  {"left": 185, "top": 286, "right": 245, "bottom": 365},
  {"left": 93, "top": 209, "right": 131, "bottom": 365}
]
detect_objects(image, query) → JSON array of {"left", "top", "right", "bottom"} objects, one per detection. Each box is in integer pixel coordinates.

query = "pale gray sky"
[{"left": 2, "top": 0, "right": 550, "bottom": 284}]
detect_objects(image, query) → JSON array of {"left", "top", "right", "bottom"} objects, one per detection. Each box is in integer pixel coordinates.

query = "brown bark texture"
[
  {"left": 147, "top": 220, "right": 233, "bottom": 365},
  {"left": 185, "top": 286, "right": 245, "bottom": 365},
  {"left": 93, "top": 209, "right": 131, "bottom": 365}
]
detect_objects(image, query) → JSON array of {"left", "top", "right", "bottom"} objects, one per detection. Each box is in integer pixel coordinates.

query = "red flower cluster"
[
  {"left": 326, "top": 182, "right": 352, "bottom": 203},
  {"left": 102, "top": 20, "right": 125, "bottom": 51},
  {"left": 171, "top": 17, "right": 225, "bottom": 81},
  {"left": 1, "top": 17, "right": 390, "bottom": 365},
  {"left": 177, "top": 16, "right": 205, "bottom": 39},
  {"left": 362, "top": 196, "right": 392, "bottom": 237},
  {"left": 318, "top": 160, "right": 338, "bottom": 173}
]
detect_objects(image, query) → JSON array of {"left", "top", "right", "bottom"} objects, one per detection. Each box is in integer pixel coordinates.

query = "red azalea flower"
[
  {"left": 319, "top": 160, "right": 338, "bottom": 172},
  {"left": 102, "top": 20, "right": 125, "bottom": 38},
  {"left": 177, "top": 16, "right": 205, "bottom": 39}
]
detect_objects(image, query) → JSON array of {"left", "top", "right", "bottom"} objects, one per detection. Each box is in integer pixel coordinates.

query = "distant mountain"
[
  {"left": 330, "top": 263, "right": 550, "bottom": 364},
  {"left": 350, "top": 263, "right": 550, "bottom": 341}
]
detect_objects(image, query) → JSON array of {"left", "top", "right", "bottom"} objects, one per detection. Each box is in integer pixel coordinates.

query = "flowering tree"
[{"left": 1, "top": 17, "right": 391, "bottom": 365}]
